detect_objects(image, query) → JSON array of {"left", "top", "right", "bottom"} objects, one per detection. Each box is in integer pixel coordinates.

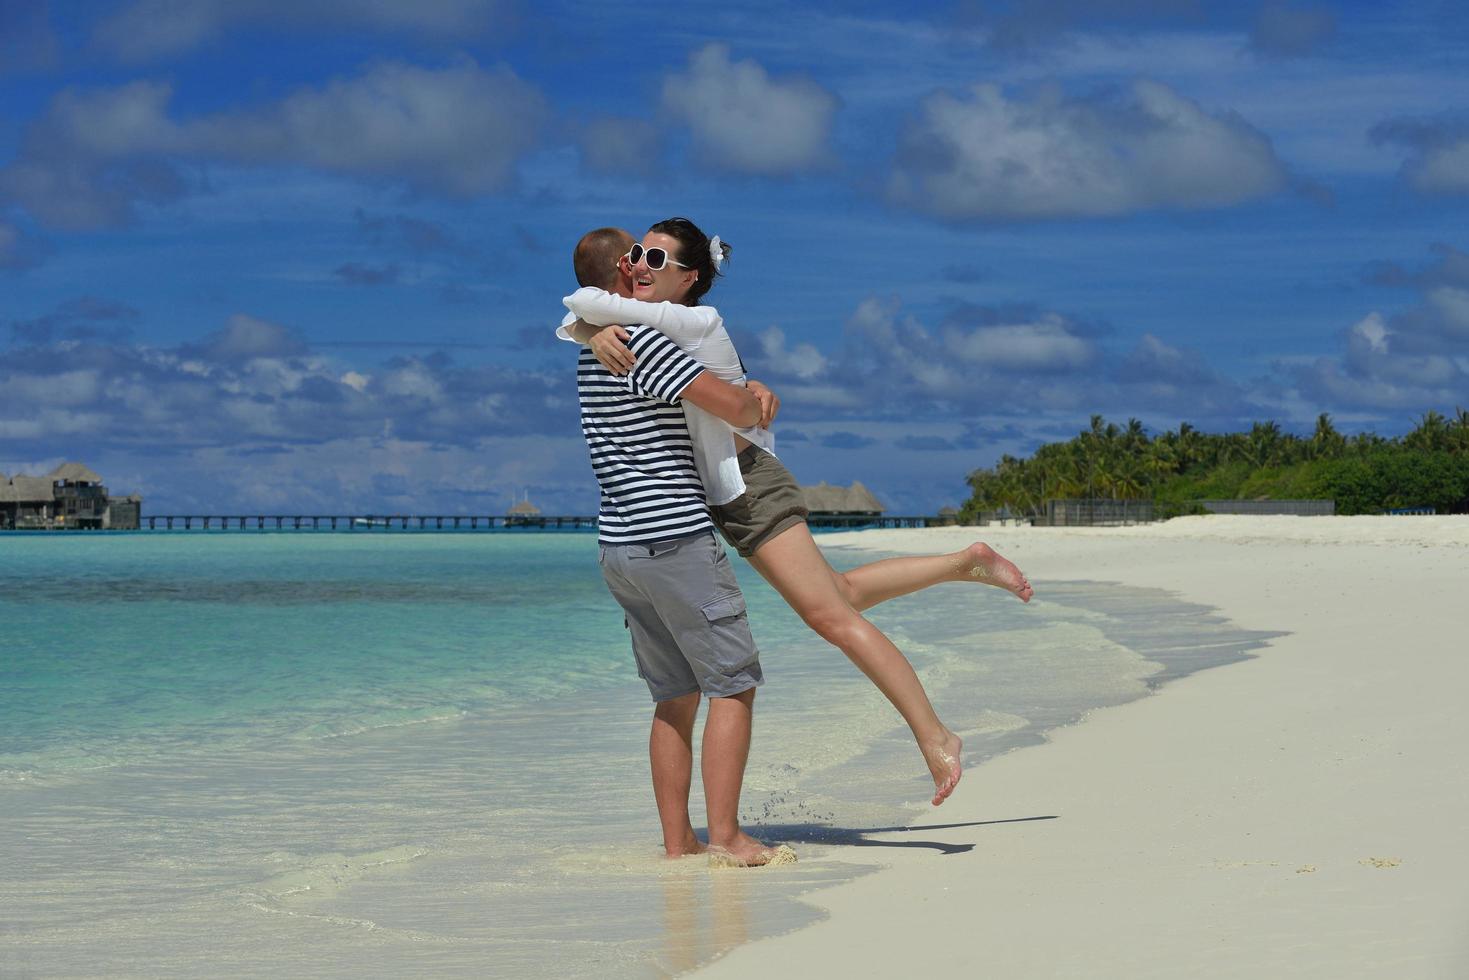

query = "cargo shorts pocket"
[
  {"left": 702, "top": 592, "right": 745, "bottom": 622},
  {"left": 699, "top": 592, "right": 758, "bottom": 675}
]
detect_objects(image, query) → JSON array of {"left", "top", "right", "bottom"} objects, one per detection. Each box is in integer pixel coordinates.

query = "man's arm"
[
  {"left": 679, "top": 373, "right": 761, "bottom": 429},
  {"left": 744, "top": 379, "right": 780, "bottom": 429},
  {"left": 626, "top": 328, "right": 758, "bottom": 427}
]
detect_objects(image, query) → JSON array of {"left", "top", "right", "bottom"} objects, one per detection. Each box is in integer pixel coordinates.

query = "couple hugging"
[{"left": 560, "top": 217, "right": 1034, "bottom": 867}]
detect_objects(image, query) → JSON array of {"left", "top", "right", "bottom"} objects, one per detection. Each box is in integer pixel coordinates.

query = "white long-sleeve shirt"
[{"left": 558, "top": 287, "right": 775, "bottom": 506}]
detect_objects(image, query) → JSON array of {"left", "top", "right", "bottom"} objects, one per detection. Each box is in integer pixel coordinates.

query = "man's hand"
[
  {"left": 745, "top": 379, "right": 780, "bottom": 429},
  {"left": 589, "top": 323, "right": 634, "bottom": 375}
]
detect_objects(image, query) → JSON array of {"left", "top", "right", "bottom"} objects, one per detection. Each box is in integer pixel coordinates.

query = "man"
[{"left": 569, "top": 227, "right": 789, "bottom": 866}]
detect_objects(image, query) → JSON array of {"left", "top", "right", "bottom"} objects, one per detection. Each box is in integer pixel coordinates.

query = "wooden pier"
[
  {"left": 141, "top": 514, "right": 598, "bottom": 531},
  {"left": 137, "top": 514, "right": 948, "bottom": 531}
]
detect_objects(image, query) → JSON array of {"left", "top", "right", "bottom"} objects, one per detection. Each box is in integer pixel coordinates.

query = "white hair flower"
[{"left": 709, "top": 235, "right": 724, "bottom": 271}]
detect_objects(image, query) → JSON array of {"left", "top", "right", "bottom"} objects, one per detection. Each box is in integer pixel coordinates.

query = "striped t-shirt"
[{"left": 578, "top": 326, "right": 711, "bottom": 545}]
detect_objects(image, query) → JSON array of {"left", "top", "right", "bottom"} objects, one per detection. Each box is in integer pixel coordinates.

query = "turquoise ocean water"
[{"left": 1, "top": 531, "right": 1277, "bottom": 977}]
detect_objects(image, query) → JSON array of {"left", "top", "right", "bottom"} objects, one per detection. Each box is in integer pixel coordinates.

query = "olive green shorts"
[{"left": 710, "top": 448, "right": 810, "bottom": 558}]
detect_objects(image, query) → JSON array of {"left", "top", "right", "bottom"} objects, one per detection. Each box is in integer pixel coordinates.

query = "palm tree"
[
  {"left": 1310, "top": 413, "right": 1346, "bottom": 460},
  {"left": 1220, "top": 432, "right": 1251, "bottom": 467},
  {"left": 1406, "top": 410, "right": 1449, "bottom": 452},
  {"left": 1145, "top": 439, "right": 1178, "bottom": 483},
  {"left": 965, "top": 467, "right": 1000, "bottom": 511},
  {"left": 1248, "top": 421, "right": 1285, "bottom": 468},
  {"left": 1450, "top": 407, "right": 1469, "bottom": 455},
  {"left": 1113, "top": 455, "right": 1147, "bottom": 499},
  {"left": 1350, "top": 431, "right": 1386, "bottom": 455},
  {"left": 1174, "top": 422, "right": 1204, "bottom": 471},
  {"left": 1124, "top": 418, "right": 1148, "bottom": 456}
]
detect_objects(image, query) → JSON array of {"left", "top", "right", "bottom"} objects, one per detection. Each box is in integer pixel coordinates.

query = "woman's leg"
[
  {"left": 830, "top": 541, "right": 1034, "bottom": 613},
  {"left": 746, "top": 523, "right": 962, "bottom": 805}
]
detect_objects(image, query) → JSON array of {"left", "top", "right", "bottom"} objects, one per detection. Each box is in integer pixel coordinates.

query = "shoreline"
[{"left": 698, "top": 516, "right": 1469, "bottom": 978}]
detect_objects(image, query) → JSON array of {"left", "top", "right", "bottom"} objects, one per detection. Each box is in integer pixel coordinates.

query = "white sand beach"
[{"left": 698, "top": 516, "right": 1469, "bottom": 979}]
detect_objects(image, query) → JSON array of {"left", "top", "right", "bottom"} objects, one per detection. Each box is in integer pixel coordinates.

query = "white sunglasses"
[{"left": 625, "top": 242, "right": 692, "bottom": 271}]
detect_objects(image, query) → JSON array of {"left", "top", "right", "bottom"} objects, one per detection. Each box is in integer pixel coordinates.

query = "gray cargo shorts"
[{"left": 598, "top": 531, "right": 763, "bottom": 702}]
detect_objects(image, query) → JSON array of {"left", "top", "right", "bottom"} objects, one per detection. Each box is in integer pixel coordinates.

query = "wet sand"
[{"left": 698, "top": 516, "right": 1469, "bottom": 979}]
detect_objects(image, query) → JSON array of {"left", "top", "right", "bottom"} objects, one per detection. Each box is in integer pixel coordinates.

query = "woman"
[{"left": 583, "top": 217, "right": 1033, "bottom": 805}]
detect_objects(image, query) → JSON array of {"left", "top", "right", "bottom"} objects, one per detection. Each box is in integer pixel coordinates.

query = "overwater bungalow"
[
  {"left": 800, "top": 480, "right": 885, "bottom": 519},
  {"left": 506, "top": 497, "right": 545, "bottom": 527},
  {"left": 0, "top": 463, "right": 141, "bottom": 530}
]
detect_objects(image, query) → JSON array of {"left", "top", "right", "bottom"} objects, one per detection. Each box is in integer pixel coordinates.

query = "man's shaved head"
[{"left": 573, "top": 227, "right": 635, "bottom": 290}]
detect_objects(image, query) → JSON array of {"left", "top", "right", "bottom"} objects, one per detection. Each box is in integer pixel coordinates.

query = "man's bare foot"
[
  {"left": 921, "top": 729, "right": 963, "bottom": 806},
  {"left": 706, "top": 832, "right": 792, "bottom": 868},
  {"left": 664, "top": 832, "right": 707, "bottom": 858},
  {"left": 952, "top": 542, "right": 1034, "bottom": 602}
]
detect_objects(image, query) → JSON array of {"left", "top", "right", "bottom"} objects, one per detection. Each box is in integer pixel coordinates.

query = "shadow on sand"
[{"left": 737, "top": 815, "right": 1059, "bottom": 856}]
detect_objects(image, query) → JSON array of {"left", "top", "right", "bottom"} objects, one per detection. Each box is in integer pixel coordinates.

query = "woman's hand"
[
  {"left": 589, "top": 324, "right": 634, "bottom": 375},
  {"left": 745, "top": 379, "right": 780, "bottom": 428}
]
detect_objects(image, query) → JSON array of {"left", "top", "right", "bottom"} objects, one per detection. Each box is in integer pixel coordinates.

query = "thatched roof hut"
[
  {"left": 508, "top": 499, "right": 541, "bottom": 516},
  {"left": 801, "top": 480, "right": 885, "bottom": 515},
  {"left": 1, "top": 475, "right": 55, "bottom": 502},
  {"left": 48, "top": 462, "right": 104, "bottom": 484}
]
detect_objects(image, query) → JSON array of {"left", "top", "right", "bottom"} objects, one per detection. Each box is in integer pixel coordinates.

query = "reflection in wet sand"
[{"left": 657, "top": 868, "right": 750, "bottom": 975}]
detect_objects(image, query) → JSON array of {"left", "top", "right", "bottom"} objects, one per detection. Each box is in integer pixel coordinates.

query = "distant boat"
[{"left": 353, "top": 518, "right": 392, "bottom": 527}]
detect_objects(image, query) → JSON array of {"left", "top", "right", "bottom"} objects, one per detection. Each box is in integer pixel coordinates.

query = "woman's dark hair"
[{"left": 647, "top": 217, "right": 730, "bottom": 306}]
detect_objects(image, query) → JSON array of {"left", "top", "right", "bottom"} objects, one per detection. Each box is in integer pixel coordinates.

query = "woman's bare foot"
[
  {"left": 921, "top": 729, "right": 963, "bottom": 806},
  {"left": 952, "top": 542, "right": 1034, "bottom": 602},
  {"left": 706, "top": 832, "right": 792, "bottom": 867}
]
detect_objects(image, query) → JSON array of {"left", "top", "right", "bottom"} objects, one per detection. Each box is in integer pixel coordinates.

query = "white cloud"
[
  {"left": 757, "top": 326, "right": 827, "bottom": 380},
  {"left": 889, "top": 79, "right": 1288, "bottom": 220},
  {"left": 838, "top": 297, "right": 1102, "bottom": 403},
  {"left": 207, "top": 60, "right": 545, "bottom": 196},
  {"left": 741, "top": 293, "right": 1259, "bottom": 427},
  {"left": 1117, "top": 333, "right": 1217, "bottom": 385},
  {"left": 1342, "top": 312, "right": 1459, "bottom": 386},
  {"left": 0, "top": 308, "right": 577, "bottom": 469},
  {"left": 1350, "top": 312, "right": 1389, "bottom": 354},
  {"left": 0, "top": 60, "right": 547, "bottom": 229},
  {"left": 380, "top": 361, "right": 445, "bottom": 401},
  {"left": 941, "top": 315, "right": 1094, "bottom": 372},
  {"left": 1427, "top": 287, "right": 1469, "bottom": 337},
  {"left": 195, "top": 314, "right": 310, "bottom": 361},
  {"left": 1413, "top": 139, "right": 1469, "bottom": 194},
  {"left": 661, "top": 44, "right": 837, "bottom": 175},
  {"left": 1372, "top": 117, "right": 1469, "bottom": 196},
  {"left": 1292, "top": 305, "right": 1469, "bottom": 412},
  {"left": 93, "top": 0, "right": 508, "bottom": 63}
]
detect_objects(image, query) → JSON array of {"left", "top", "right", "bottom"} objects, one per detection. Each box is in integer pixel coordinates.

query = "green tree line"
[{"left": 961, "top": 410, "right": 1469, "bottom": 519}]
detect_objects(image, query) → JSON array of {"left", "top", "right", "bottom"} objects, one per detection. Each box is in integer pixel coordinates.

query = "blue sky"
[{"left": 3, "top": 0, "right": 1468, "bottom": 514}]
